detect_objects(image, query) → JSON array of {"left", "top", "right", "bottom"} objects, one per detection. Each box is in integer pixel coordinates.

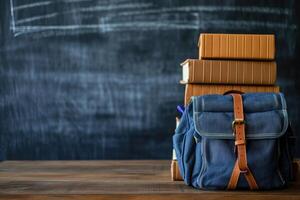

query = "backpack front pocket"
[{"left": 197, "top": 138, "right": 286, "bottom": 189}]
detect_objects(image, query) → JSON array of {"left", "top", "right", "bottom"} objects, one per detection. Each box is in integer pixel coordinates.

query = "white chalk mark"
[
  {"left": 9, "top": 0, "right": 16, "bottom": 33},
  {"left": 11, "top": 3, "right": 290, "bottom": 24},
  {"left": 12, "top": 19, "right": 297, "bottom": 37},
  {"left": 13, "top": 1, "right": 52, "bottom": 11},
  {"left": 184, "top": 6, "right": 291, "bottom": 15},
  {"left": 70, "top": 3, "right": 152, "bottom": 13},
  {"left": 12, "top": 3, "right": 152, "bottom": 25},
  {"left": 13, "top": 20, "right": 297, "bottom": 32},
  {"left": 103, "top": 6, "right": 292, "bottom": 18},
  {"left": 15, "top": 13, "right": 58, "bottom": 25},
  {"left": 9, "top": 2, "right": 296, "bottom": 37}
]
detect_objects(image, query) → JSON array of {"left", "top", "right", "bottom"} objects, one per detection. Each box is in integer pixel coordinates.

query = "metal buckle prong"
[
  {"left": 232, "top": 119, "right": 245, "bottom": 136},
  {"left": 232, "top": 119, "right": 245, "bottom": 129}
]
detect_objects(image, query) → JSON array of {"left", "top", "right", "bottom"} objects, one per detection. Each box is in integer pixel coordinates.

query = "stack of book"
[{"left": 171, "top": 33, "right": 279, "bottom": 181}]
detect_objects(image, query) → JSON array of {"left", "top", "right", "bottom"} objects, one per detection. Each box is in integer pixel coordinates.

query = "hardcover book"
[
  {"left": 181, "top": 59, "right": 276, "bottom": 85},
  {"left": 198, "top": 33, "right": 275, "bottom": 60},
  {"left": 184, "top": 84, "right": 280, "bottom": 105}
]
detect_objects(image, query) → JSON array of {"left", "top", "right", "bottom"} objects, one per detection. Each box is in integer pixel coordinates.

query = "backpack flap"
[
  {"left": 193, "top": 93, "right": 288, "bottom": 140},
  {"left": 190, "top": 93, "right": 291, "bottom": 190}
]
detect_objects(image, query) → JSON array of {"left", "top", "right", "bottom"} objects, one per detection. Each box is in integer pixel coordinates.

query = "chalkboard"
[{"left": 0, "top": 0, "right": 299, "bottom": 159}]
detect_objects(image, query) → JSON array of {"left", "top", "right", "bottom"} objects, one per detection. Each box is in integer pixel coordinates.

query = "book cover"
[
  {"left": 181, "top": 59, "right": 276, "bottom": 85},
  {"left": 199, "top": 33, "right": 275, "bottom": 60},
  {"left": 171, "top": 117, "right": 183, "bottom": 181},
  {"left": 171, "top": 160, "right": 183, "bottom": 181},
  {"left": 184, "top": 84, "right": 280, "bottom": 105}
]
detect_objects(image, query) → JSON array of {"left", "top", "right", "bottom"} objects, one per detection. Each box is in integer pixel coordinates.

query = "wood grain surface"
[{"left": 0, "top": 160, "right": 299, "bottom": 200}]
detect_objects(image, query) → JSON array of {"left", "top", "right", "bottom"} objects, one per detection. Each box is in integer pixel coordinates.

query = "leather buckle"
[{"left": 232, "top": 119, "right": 245, "bottom": 136}]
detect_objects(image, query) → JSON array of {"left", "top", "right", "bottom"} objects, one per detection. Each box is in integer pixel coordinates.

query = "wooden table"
[{"left": 0, "top": 160, "right": 299, "bottom": 200}]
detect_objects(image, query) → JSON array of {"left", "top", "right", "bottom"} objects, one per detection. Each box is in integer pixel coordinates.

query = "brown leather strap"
[
  {"left": 228, "top": 160, "right": 258, "bottom": 190},
  {"left": 227, "top": 161, "right": 240, "bottom": 189},
  {"left": 244, "top": 167, "right": 259, "bottom": 190},
  {"left": 227, "top": 94, "right": 258, "bottom": 190}
]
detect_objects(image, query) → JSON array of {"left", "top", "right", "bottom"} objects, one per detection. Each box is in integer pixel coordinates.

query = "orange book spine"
[
  {"left": 181, "top": 59, "right": 276, "bottom": 85},
  {"left": 184, "top": 84, "right": 280, "bottom": 105},
  {"left": 199, "top": 33, "right": 275, "bottom": 60},
  {"left": 171, "top": 160, "right": 183, "bottom": 181}
]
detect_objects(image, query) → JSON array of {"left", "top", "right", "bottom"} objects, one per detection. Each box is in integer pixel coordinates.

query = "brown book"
[
  {"left": 171, "top": 160, "right": 183, "bottom": 181},
  {"left": 198, "top": 33, "right": 275, "bottom": 60},
  {"left": 181, "top": 59, "right": 276, "bottom": 85},
  {"left": 184, "top": 84, "right": 280, "bottom": 105},
  {"left": 171, "top": 118, "right": 183, "bottom": 181}
]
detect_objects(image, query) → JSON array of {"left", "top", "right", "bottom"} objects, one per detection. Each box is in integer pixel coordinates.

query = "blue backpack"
[{"left": 173, "top": 92, "right": 294, "bottom": 190}]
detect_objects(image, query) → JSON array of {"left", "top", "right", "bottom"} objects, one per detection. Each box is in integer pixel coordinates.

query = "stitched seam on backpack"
[{"left": 193, "top": 110, "right": 288, "bottom": 139}]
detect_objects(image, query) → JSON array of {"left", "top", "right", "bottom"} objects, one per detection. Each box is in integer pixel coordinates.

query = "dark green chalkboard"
[{"left": 0, "top": 0, "right": 299, "bottom": 159}]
